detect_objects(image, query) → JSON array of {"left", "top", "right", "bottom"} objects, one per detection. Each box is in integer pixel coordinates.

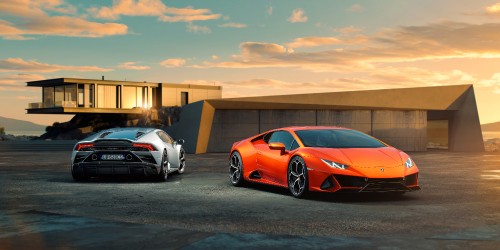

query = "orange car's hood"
[{"left": 309, "top": 147, "right": 405, "bottom": 177}]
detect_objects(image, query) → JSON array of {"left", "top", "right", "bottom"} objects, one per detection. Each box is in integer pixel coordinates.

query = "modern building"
[
  {"left": 26, "top": 78, "right": 222, "bottom": 114},
  {"left": 169, "top": 84, "right": 484, "bottom": 153},
  {"left": 26, "top": 79, "right": 484, "bottom": 153}
]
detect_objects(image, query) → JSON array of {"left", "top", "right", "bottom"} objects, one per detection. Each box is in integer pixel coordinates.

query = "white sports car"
[{"left": 71, "top": 127, "right": 185, "bottom": 182}]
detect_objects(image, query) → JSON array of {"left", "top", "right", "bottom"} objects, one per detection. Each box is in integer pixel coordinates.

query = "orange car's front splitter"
[{"left": 309, "top": 171, "right": 420, "bottom": 193}]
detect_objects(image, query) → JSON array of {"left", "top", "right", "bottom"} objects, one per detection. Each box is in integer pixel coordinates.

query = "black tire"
[
  {"left": 177, "top": 148, "right": 186, "bottom": 174},
  {"left": 72, "top": 168, "right": 89, "bottom": 182},
  {"left": 229, "top": 151, "right": 244, "bottom": 186},
  {"left": 288, "top": 156, "right": 309, "bottom": 198},
  {"left": 156, "top": 150, "right": 168, "bottom": 182}
]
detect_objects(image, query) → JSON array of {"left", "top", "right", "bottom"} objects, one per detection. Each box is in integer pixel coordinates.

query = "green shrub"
[{"left": 0, "top": 127, "right": 4, "bottom": 135}]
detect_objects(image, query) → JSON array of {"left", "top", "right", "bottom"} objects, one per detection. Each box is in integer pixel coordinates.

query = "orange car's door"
[{"left": 257, "top": 131, "right": 297, "bottom": 186}]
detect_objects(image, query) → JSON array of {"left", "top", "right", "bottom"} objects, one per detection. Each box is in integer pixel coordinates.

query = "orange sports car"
[{"left": 229, "top": 126, "right": 420, "bottom": 198}]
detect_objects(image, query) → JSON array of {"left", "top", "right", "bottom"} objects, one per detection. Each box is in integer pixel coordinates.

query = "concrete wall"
[
  {"left": 207, "top": 109, "right": 428, "bottom": 153},
  {"left": 317, "top": 110, "right": 372, "bottom": 134},
  {"left": 448, "top": 87, "right": 485, "bottom": 151},
  {"left": 259, "top": 110, "right": 316, "bottom": 132},
  {"left": 161, "top": 85, "right": 222, "bottom": 107},
  {"left": 163, "top": 101, "right": 205, "bottom": 153},
  {"left": 208, "top": 110, "right": 260, "bottom": 153},
  {"left": 372, "top": 110, "right": 427, "bottom": 151}
]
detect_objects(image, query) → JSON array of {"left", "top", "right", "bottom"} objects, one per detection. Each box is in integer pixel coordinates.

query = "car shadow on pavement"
[
  {"left": 48, "top": 172, "right": 185, "bottom": 184},
  {"left": 240, "top": 181, "right": 419, "bottom": 203},
  {"left": 307, "top": 192, "right": 419, "bottom": 203}
]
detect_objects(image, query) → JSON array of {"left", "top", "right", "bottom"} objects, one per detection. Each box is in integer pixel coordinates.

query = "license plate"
[{"left": 101, "top": 154, "right": 125, "bottom": 160}]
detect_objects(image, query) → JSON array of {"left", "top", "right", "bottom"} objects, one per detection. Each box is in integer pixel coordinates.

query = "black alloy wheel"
[
  {"left": 178, "top": 148, "right": 186, "bottom": 174},
  {"left": 229, "top": 151, "right": 244, "bottom": 186},
  {"left": 288, "top": 156, "right": 309, "bottom": 198},
  {"left": 157, "top": 150, "right": 168, "bottom": 182}
]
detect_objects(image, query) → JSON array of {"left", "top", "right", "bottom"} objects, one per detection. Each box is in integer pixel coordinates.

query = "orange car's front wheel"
[
  {"left": 288, "top": 156, "right": 309, "bottom": 198},
  {"left": 229, "top": 151, "right": 244, "bottom": 186}
]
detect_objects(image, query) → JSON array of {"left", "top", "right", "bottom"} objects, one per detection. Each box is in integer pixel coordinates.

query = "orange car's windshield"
[{"left": 295, "top": 129, "right": 386, "bottom": 148}]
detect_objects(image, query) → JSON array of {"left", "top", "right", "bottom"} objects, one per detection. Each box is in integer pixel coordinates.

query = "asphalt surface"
[{"left": 0, "top": 149, "right": 499, "bottom": 249}]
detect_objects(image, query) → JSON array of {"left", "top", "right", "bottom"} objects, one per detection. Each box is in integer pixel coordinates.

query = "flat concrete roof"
[
  {"left": 27, "top": 78, "right": 222, "bottom": 90},
  {"left": 162, "top": 83, "right": 222, "bottom": 90},
  {"left": 26, "top": 107, "right": 145, "bottom": 114},
  {"left": 206, "top": 84, "right": 473, "bottom": 111},
  {"left": 27, "top": 78, "right": 160, "bottom": 88}
]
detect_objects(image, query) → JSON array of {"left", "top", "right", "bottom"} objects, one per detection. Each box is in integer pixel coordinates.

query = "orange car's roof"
[{"left": 276, "top": 126, "right": 349, "bottom": 132}]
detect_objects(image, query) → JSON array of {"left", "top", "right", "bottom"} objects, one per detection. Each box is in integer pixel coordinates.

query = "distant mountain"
[
  {"left": 482, "top": 122, "right": 500, "bottom": 132},
  {"left": 0, "top": 116, "right": 46, "bottom": 132}
]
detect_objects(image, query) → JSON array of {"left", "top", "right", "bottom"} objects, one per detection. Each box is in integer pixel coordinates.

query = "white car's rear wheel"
[
  {"left": 72, "top": 168, "right": 89, "bottom": 182},
  {"left": 156, "top": 150, "right": 168, "bottom": 182}
]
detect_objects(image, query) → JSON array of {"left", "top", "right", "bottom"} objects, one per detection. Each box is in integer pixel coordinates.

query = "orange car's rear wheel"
[
  {"left": 288, "top": 156, "right": 309, "bottom": 198},
  {"left": 229, "top": 151, "right": 244, "bottom": 186}
]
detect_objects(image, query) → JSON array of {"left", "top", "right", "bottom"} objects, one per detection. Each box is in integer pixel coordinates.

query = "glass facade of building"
[
  {"left": 42, "top": 84, "right": 77, "bottom": 108},
  {"left": 97, "top": 85, "right": 117, "bottom": 108}
]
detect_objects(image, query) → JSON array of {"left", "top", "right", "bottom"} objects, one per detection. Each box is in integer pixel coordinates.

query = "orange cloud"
[
  {"left": 117, "top": 62, "right": 150, "bottom": 70},
  {"left": 160, "top": 58, "right": 187, "bottom": 68},
  {"left": 201, "top": 69, "right": 479, "bottom": 95},
  {"left": 286, "top": 37, "right": 342, "bottom": 49},
  {"left": 0, "top": 0, "right": 127, "bottom": 39},
  {"left": 0, "top": 20, "right": 28, "bottom": 40},
  {"left": 486, "top": 3, "right": 500, "bottom": 15},
  {"left": 479, "top": 73, "right": 500, "bottom": 87},
  {"left": 218, "top": 22, "right": 248, "bottom": 28},
  {"left": 288, "top": 8, "right": 308, "bottom": 23},
  {"left": 197, "top": 21, "right": 500, "bottom": 72},
  {"left": 26, "top": 16, "right": 127, "bottom": 38},
  {"left": 0, "top": 73, "right": 45, "bottom": 86},
  {"left": 0, "top": 0, "right": 71, "bottom": 17},
  {"left": 159, "top": 14, "right": 221, "bottom": 22},
  {"left": 0, "top": 73, "right": 45, "bottom": 91},
  {"left": 89, "top": 0, "right": 221, "bottom": 23},
  {"left": 336, "top": 26, "right": 364, "bottom": 34},
  {"left": 0, "top": 58, "right": 112, "bottom": 72},
  {"left": 240, "top": 42, "right": 288, "bottom": 58},
  {"left": 88, "top": 0, "right": 167, "bottom": 19}
]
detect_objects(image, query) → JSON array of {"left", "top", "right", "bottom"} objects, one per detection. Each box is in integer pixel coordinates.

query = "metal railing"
[{"left": 28, "top": 101, "right": 77, "bottom": 109}]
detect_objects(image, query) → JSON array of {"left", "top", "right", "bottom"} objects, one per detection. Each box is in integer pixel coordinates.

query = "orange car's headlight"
[
  {"left": 404, "top": 158, "right": 414, "bottom": 168},
  {"left": 321, "top": 159, "right": 349, "bottom": 170}
]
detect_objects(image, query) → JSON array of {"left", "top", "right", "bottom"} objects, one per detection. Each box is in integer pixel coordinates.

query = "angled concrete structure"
[{"left": 177, "top": 85, "right": 484, "bottom": 153}]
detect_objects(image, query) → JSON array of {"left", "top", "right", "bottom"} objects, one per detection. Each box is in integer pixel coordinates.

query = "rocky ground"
[
  {"left": 0, "top": 134, "right": 37, "bottom": 141},
  {"left": 37, "top": 107, "right": 181, "bottom": 140}
]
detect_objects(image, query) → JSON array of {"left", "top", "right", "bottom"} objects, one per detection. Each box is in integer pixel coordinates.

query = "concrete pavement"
[{"left": 0, "top": 150, "right": 499, "bottom": 249}]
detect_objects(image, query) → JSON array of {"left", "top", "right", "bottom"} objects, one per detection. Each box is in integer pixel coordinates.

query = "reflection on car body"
[
  {"left": 71, "top": 127, "right": 186, "bottom": 182},
  {"left": 229, "top": 126, "right": 420, "bottom": 198}
]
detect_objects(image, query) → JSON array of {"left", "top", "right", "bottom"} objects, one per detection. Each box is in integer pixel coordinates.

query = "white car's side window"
[{"left": 157, "top": 131, "right": 173, "bottom": 145}]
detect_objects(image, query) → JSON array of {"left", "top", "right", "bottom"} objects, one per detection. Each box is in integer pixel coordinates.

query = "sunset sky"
[{"left": 1, "top": 0, "right": 500, "bottom": 126}]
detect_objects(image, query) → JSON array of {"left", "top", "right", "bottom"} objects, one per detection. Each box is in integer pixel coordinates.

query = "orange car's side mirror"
[{"left": 269, "top": 142, "right": 286, "bottom": 151}]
